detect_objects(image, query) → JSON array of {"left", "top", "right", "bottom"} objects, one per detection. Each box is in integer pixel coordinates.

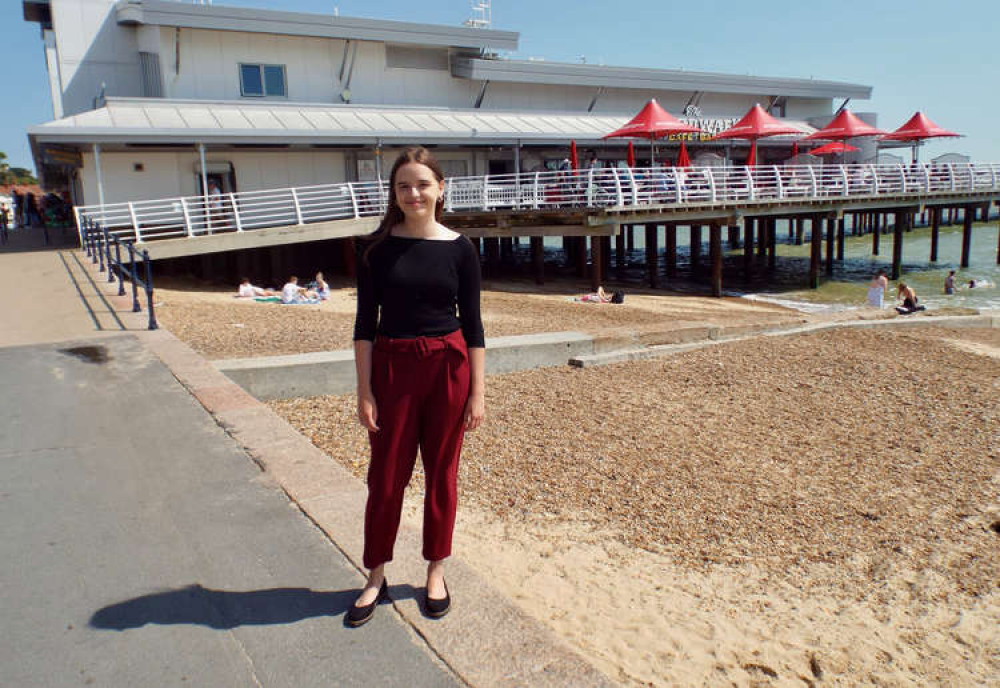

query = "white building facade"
[{"left": 24, "top": 0, "right": 873, "bottom": 207}]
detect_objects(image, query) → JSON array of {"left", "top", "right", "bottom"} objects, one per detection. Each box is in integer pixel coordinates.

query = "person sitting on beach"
[
  {"left": 313, "top": 271, "right": 330, "bottom": 300},
  {"left": 866, "top": 270, "right": 888, "bottom": 308},
  {"left": 895, "top": 282, "right": 926, "bottom": 315},
  {"left": 237, "top": 278, "right": 276, "bottom": 298},
  {"left": 944, "top": 270, "right": 956, "bottom": 295},
  {"left": 280, "top": 276, "right": 318, "bottom": 304}
]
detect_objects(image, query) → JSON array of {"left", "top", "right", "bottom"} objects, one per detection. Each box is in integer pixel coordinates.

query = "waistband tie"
[{"left": 374, "top": 330, "right": 465, "bottom": 358}]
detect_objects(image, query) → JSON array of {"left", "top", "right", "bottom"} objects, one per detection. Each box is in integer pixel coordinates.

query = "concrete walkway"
[{"left": 0, "top": 232, "right": 612, "bottom": 687}]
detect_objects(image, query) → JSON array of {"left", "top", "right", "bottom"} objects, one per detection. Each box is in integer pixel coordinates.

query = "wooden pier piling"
[
  {"left": 961, "top": 206, "right": 973, "bottom": 268},
  {"left": 891, "top": 211, "right": 905, "bottom": 280},
  {"left": 930, "top": 207, "right": 940, "bottom": 262},
  {"left": 531, "top": 236, "right": 544, "bottom": 285},
  {"left": 665, "top": 223, "right": 677, "bottom": 279},
  {"left": 645, "top": 223, "right": 658, "bottom": 288},
  {"left": 710, "top": 223, "right": 723, "bottom": 297},
  {"left": 809, "top": 216, "right": 822, "bottom": 288}
]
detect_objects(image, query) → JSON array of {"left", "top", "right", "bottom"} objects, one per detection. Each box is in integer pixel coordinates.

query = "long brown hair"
[{"left": 362, "top": 146, "right": 446, "bottom": 265}]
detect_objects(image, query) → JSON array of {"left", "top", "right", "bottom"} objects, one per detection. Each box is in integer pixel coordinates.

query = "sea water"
[{"left": 524, "top": 219, "right": 999, "bottom": 312}]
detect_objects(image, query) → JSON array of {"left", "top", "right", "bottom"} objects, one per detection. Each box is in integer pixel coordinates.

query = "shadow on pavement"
[{"left": 90, "top": 583, "right": 385, "bottom": 630}]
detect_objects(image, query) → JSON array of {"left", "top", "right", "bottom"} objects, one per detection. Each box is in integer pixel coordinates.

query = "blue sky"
[{"left": 3, "top": 0, "right": 997, "bottom": 174}]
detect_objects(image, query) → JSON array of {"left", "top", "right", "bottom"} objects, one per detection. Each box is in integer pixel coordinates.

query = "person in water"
[{"left": 895, "top": 282, "right": 926, "bottom": 315}]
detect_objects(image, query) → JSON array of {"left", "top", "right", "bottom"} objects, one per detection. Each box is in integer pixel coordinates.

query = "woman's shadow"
[{"left": 90, "top": 583, "right": 417, "bottom": 630}]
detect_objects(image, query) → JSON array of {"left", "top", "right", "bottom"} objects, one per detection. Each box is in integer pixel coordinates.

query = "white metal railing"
[{"left": 75, "top": 163, "right": 1000, "bottom": 244}]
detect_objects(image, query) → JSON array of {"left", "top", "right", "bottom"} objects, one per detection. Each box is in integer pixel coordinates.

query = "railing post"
[
  {"left": 773, "top": 165, "right": 783, "bottom": 199},
  {"left": 98, "top": 226, "right": 107, "bottom": 272},
  {"left": 870, "top": 164, "right": 880, "bottom": 195},
  {"left": 624, "top": 167, "right": 638, "bottom": 205},
  {"left": 143, "top": 250, "right": 158, "bottom": 330},
  {"left": 747, "top": 166, "right": 756, "bottom": 201},
  {"left": 532, "top": 172, "right": 540, "bottom": 209},
  {"left": 922, "top": 163, "right": 931, "bottom": 191},
  {"left": 807, "top": 166, "right": 818, "bottom": 197},
  {"left": 105, "top": 226, "right": 115, "bottom": 283},
  {"left": 74, "top": 207, "right": 84, "bottom": 249},
  {"left": 707, "top": 167, "right": 717, "bottom": 202},
  {"left": 180, "top": 197, "right": 193, "bottom": 238},
  {"left": 612, "top": 168, "right": 623, "bottom": 206},
  {"left": 586, "top": 167, "right": 595, "bottom": 207},
  {"left": 291, "top": 188, "right": 305, "bottom": 225},
  {"left": 229, "top": 192, "right": 243, "bottom": 231},
  {"left": 897, "top": 164, "right": 907, "bottom": 194},
  {"left": 948, "top": 164, "right": 956, "bottom": 191},
  {"left": 349, "top": 182, "right": 362, "bottom": 216},
  {"left": 482, "top": 175, "right": 490, "bottom": 211},
  {"left": 841, "top": 165, "right": 850, "bottom": 196},
  {"left": 92, "top": 223, "right": 100, "bottom": 265},
  {"left": 114, "top": 237, "right": 126, "bottom": 296},
  {"left": 965, "top": 163, "right": 975, "bottom": 191},
  {"left": 128, "top": 242, "right": 141, "bottom": 312}
]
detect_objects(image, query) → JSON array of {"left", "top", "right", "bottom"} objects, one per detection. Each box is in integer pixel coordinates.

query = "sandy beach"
[{"left": 157, "top": 278, "right": 999, "bottom": 686}]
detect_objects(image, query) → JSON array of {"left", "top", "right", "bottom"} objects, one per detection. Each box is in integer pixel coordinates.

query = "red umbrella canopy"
[
  {"left": 627, "top": 141, "right": 635, "bottom": 167},
  {"left": 713, "top": 104, "right": 803, "bottom": 141},
  {"left": 569, "top": 140, "right": 578, "bottom": 170},
  {"left": 603, "top": 99, "right": 702, "bottom": 139},
  {"left": 809, "top": 141, "right": 860, "bottom": 156},
  {"left": 804, "top": 109, "right": 885, "bottom": 140},
  {"left": 677, "top": 142, "right": 691, "bottom": 168},
  {"left": 880, "top": 111, "right": 959, "bottom": 141}
]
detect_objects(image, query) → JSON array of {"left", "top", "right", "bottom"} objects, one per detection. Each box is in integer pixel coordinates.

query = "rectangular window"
[{"left": 239, "top": 63, "right": 286, "bottom": 98}]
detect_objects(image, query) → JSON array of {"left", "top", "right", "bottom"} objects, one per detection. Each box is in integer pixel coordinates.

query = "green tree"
[{"left": 0, "top": 152, "right": 38, "bottom": 185}]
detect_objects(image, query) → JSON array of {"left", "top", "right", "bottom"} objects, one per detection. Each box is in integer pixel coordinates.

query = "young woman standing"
[{"left": 349, "top": 147, "right": 485, "bottom": 627}]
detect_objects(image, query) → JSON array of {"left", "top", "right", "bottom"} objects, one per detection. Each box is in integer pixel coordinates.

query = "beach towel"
[{"left": 253, "top": 296, "right": 281, "bottom": 303}]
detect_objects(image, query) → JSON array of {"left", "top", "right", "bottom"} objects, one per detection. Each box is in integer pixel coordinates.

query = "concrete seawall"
[{"left": 216, "top": 331, "right": 597, "bottom": 400}]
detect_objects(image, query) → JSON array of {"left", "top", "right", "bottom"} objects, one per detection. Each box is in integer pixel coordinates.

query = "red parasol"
[
  {"left": 880, "top": 111, "right": 959, "bottom": 162},
  {"left": 804, "top": 109, "right": 885, "bottom": 141},
  {"left": 713, "top": 104, "right": 803, "bottom": 166},
  {"left": 809, "top": 141, "right": 860, "bottom": 156},
  {"left": 627, "top": 141, "right": 635, "bottom": 167},
  {"left": 569, "top": 140, "right": 579, "bottom": 170},
  {"left": 604, "top": 99, "right": 702, "bottom": 164},
  {"left": 677, "top": 142, "right": 691, "bottom": 168}
]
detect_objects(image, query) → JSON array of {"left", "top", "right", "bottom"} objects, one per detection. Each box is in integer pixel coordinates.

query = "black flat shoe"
[
  {"left": 347, "top": 579, "right": 388, "bottom": 628},
  {"left": 424, "top": 580, "right": 451, "bottom": 619}
]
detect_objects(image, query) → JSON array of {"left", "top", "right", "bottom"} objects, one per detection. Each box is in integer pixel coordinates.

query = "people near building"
[
  {"left": 25, "top": 192, "right": 40, "bottom": 227},
  {"left": 866, "top": 269, "right": 888, "bottom": 308},
  {"left": 895, "top": 282, "right": 925, "bottom": 315},
  {"left": 207, "top": 181, "right": 224, "bottom": 229},
  {"left": 236, "top": 278, "right": 276, "bottom": 298},
  {"left": 944, "top": 270, "right": 956, "bottom": 295},
  {"left": 350, "top": 146, "right": 485, "bottom": 627},
  {"left": 0, "top": 202, "right": 9, "bottom": 244}
]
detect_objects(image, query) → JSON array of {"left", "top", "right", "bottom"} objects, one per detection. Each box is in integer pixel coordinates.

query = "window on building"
[{"left": 239, "top": 64, "right": 286, "bottom": 98}]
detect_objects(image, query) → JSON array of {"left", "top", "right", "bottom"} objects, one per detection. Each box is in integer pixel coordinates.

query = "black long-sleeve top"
[{"left": 353, "top": 234, "right": 485, "bottom": 348}]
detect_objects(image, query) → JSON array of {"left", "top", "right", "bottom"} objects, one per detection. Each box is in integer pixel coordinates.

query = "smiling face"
[{"left": 393, "top": 162, "right": 444, "bottom": 223}]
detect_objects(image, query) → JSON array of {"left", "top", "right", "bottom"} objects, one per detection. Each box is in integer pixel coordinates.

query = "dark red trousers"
[{"left": 364, "top": 329, "right": 470, "bottom": 569}]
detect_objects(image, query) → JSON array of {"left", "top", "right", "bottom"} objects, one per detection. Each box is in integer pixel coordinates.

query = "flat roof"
[
  {"left": 28, "top": 97, "right": 818, "bottom": 148},
  {"left": 453, "top": 58, "right": 872, "bottom": 100},
  {"left": 113, "top": 0, "right": 519, "bottom": 51}
]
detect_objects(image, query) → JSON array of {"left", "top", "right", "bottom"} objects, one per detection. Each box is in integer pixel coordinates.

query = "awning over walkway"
[{"left": 29, "top": 97, "right": 818, "bottom": 148}]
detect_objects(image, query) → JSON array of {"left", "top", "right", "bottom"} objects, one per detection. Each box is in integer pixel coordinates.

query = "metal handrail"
[
  {"left": 75, "top": 163, "right": 1000, "bottom": 243},
  {"left": 80, "top": 217, "right": 158, "bottom": 330}
]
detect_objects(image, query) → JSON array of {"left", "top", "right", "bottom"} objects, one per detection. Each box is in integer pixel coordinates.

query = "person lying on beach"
[
  {"left": 895, "top": 282, "right": 926, "bottom": 315},
  {"left": 575, "top": 286, "right": 624, "bottom": 304},
  {"left": 237, "top": 278, "right": 277, "bottom": 298},
  {"left": 280, "top": 276, "right": 320, "bottom": 304}
]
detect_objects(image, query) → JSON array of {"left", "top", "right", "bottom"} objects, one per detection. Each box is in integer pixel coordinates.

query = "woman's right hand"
[{"left": 357, "top": 393, "right": 380, "bottom": 432}]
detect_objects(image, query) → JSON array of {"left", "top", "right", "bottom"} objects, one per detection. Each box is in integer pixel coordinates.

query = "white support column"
[
  {"left": 198, "top": 142, "right": 209, "bottom": 233},
  {"left": 93, "top": 144, "right": 106, "bottom": 225},
  {"left": 229, "top": 192, "right": 243, "bottom": 231}
]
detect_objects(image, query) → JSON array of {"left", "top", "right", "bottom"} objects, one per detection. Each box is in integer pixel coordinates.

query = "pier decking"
[{"left": 76, "top": 162, "right": 1000, "bottom": 293}]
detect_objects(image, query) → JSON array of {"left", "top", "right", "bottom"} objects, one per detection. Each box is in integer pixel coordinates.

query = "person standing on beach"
[
  {"left": 350, "top": 146, "right": 485, "bottom": 627},
  {"left": 866, "top": 269, "right": 888, "bottom": 308}
]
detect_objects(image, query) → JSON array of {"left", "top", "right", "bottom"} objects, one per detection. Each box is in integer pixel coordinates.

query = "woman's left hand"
[{"left": 464, "top": 392, "right": 485, "bottom": 431}]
